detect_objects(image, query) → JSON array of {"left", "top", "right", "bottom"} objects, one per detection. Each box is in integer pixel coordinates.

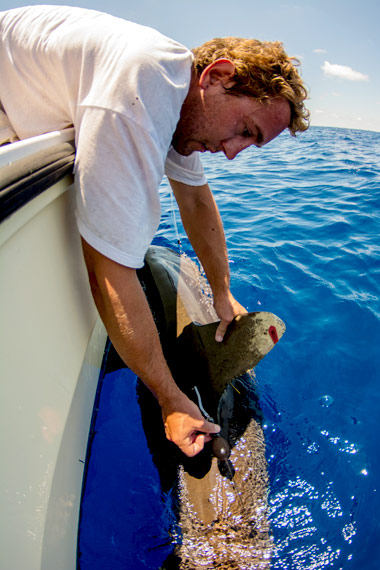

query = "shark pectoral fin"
[{"left": 186, "top": 312, "right": 286, "bottom": 397}]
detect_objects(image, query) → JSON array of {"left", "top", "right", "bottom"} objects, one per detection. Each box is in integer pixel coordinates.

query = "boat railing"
[{"left": 0, "top": 130, "right": 75, "bottom": 222}]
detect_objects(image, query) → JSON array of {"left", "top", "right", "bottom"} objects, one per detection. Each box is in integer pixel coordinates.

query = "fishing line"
[{"left": 170, "top": 188, "right": 183, "bottom": 254}]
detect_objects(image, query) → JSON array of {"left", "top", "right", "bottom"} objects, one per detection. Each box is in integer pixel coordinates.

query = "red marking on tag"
[{"left": 269, "top": 326, "right": 279, "bottom": 344}]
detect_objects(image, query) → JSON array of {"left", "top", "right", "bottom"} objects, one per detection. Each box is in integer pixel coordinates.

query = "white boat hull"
[{"left": 0, "top": 132, "right": 107, "bottom": 569}]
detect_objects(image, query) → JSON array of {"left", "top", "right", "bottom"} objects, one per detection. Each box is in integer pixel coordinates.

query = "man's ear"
[{"left": 199, "top": 59, "right": 236, "bottom": 89}]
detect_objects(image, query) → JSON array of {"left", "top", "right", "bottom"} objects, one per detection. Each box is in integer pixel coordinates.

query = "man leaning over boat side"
[{"left": 0, "top": 5, "right": 309, "bottom": 457}]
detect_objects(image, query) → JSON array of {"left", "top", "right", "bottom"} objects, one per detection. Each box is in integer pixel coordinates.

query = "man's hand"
[
  {"left": 160, "top": 391, "right": 220, "bottom": 457},
  {"left": 214, "top": 290, "right": 248, "bottom": 342}
]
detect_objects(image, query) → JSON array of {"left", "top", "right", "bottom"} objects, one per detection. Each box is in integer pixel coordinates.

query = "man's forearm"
[
  {"left": 82, "top": 238, "right": 181, "bottom": 402},
  {"left": 169, "top": 179, "right": 230, "bottom": 297}
]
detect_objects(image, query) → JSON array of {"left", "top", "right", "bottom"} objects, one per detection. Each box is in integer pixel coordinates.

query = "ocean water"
[{"left": 78, "top": 126, "right": 380, "bottom": 570}]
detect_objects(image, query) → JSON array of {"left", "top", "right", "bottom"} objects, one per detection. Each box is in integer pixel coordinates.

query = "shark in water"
[{"left": 133, "top": 245, "right": 285, "bottom": 570}]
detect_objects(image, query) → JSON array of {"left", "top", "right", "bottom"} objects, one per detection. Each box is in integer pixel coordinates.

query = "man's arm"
[
  {"left": 169, "top": 178, "right": 247, "bottom": 340},
  {"left": 81, "top": 238, "right": 220, "bottom": 456}
]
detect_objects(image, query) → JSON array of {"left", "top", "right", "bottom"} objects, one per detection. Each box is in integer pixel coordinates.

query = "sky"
[{"left": 1, "top": 0, "right": 379, "bottom": 132}]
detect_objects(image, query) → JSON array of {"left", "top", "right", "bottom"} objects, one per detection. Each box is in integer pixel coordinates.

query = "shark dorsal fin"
[{"left": 174, "top": 312, "right": 285, "bottom": 413}]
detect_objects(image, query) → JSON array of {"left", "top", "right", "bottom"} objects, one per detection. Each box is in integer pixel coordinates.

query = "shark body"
[{"left": 133, "top": 246, "right": 285, "bottom": 569}]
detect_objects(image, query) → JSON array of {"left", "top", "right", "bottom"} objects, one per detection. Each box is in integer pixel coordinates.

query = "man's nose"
[{"left": 222, "top": 138, "right": 253, "bottom": 160}]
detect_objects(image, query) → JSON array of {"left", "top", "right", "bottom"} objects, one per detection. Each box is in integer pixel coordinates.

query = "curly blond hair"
[{"left": 192, "top": 37, "right": 309, "bottom": 136}]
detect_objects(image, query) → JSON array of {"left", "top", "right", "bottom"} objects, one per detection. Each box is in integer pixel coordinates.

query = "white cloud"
[
  {"left": 313, "top": 48, "right": 327, "bottom": 54},
  {"left": 322, "top": 61, "right": 369, "bottom": 81}
]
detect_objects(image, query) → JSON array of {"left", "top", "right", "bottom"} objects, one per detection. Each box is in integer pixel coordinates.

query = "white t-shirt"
[{"left": 0, "top": 5, "right": 207, "bottom": 267}]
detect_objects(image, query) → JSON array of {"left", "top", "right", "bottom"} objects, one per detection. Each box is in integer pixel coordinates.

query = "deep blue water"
[{"left": 79, "top": 126, "right": 380, "bottom": 569}]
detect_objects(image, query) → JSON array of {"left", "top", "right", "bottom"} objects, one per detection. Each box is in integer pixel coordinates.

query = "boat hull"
[{"left": 0, "top": 132, "right": 107, "bottom": 569}]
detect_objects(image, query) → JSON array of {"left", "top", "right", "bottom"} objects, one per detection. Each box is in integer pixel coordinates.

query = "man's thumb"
[
  {"left": 215, "top": 321, "right": 227, "bottom": 343},
  {"left": 204, "top": 420, "right": 221, "bottom": 435}
]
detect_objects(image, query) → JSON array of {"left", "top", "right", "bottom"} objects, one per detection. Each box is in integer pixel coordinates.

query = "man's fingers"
[
  {"left": 213, "top": 294, "right": 248, "bottom": 342},
  {"left": 191, "top": 433, "right": 206, "bottom": 456},
  {"left": 180, "top": 422, "right": 220, "bottom": 457},
  {"left": 203, "top": 419, "right": 221, "bottom": 436},
  {"left": 189, "top": 421, "right": 221, "bottom": 455},
  {"left": 163, "top": 397, "right": 221, "bottom": 457},
  {"left": 176, "top": 421, "right": 221, "bottom": 457},
  {"left": 178, "top": 432, "right": 204, "bottom": 457},
  {"left": 215, "top": 320, "right": 229, "bottom": 342}
]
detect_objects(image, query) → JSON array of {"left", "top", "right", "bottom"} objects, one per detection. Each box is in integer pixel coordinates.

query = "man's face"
[{"left": 172, "top": 81, "right": 291, "bottom": 159}]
